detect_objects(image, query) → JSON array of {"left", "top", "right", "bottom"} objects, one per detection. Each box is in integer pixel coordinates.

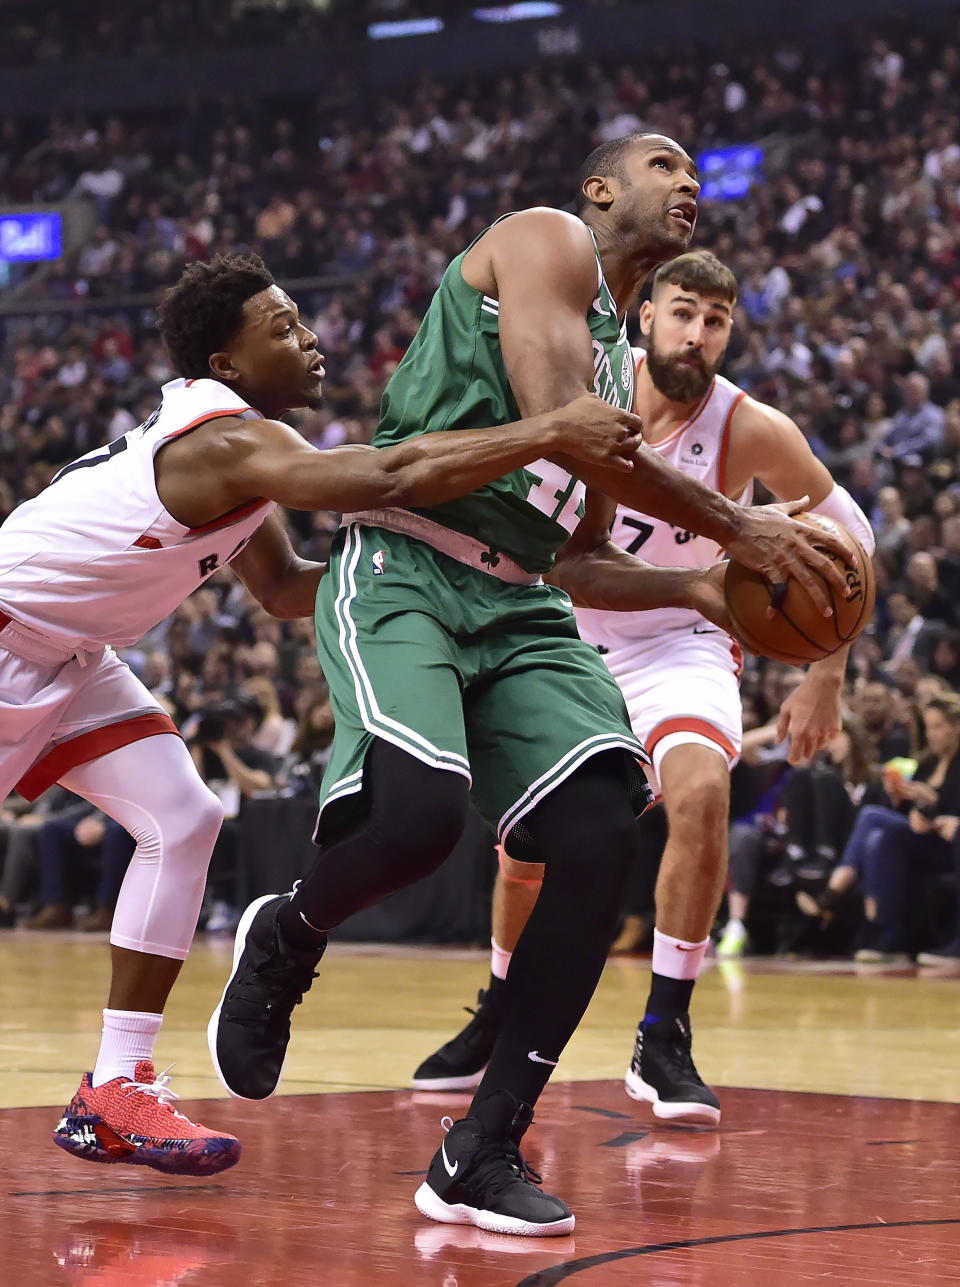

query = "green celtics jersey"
[{"left": 373, "top": 217, "right": 635, "bottom": 574}]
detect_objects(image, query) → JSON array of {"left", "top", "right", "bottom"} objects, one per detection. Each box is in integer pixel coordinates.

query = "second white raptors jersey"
[
  {"left": 576, "top": 349, "right": 751, "bottom": 651},
  {"left": 0, "top": 378, "right": 276, "bottom": 650}
]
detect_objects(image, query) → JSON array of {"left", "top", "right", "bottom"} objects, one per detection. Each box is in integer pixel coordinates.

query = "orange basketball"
[{"left": 723, "top": 514, "right": 876, "bottom": 665}]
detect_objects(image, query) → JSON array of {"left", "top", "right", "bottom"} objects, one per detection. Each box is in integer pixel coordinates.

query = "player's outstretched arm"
[
  {"left": 560, "top": 451, "right": 855, "bottom": 617},
  {"left": 215, "top": 398, "right": 642, "bottom": 516},
  {"left": 549, "top": 491, "right": 731, "bottom": 629},
  {"left": 230, "top": 512, "right": 325, "bottom": 620}
]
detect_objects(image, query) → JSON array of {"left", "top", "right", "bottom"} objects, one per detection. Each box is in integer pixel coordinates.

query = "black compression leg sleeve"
[
  {"left": 279, "top": 739, "right": 470, "bottom": 945},
  {"left": 470, "top": 751, "right": 642, "bottom": 1111}
]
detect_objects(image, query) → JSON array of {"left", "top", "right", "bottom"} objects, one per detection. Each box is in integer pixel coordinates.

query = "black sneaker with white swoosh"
[{"left": 414, "top": 1089, "right": 574, "bottom": 1236}]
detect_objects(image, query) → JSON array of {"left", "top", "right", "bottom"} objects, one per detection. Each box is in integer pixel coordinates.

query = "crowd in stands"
[
  {"left": 0, "top": 0, "right": 633, "bottom": 66},
  {"left": 2, "top": 8, "right": 960, "bottom": 958}
]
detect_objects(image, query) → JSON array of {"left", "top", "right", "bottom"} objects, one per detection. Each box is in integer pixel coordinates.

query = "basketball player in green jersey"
[{"left": 211, "top": 134, "right": 852, "bottom": 1236}]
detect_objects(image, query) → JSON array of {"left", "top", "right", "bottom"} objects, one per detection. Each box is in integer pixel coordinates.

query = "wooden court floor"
[{"left": 1, "top": 933, "right": 959, "bottom": 1285}]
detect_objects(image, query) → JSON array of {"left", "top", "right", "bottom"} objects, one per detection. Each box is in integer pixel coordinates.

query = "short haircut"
[
  {"left": 157, "top": 253, "right": 275, "bottom": 379},
  {"left": 575, "top": 133, "right": 655, "bottom": 212},
  {"left": 652, "top": 251, "right": 739, "bottom": 305}
]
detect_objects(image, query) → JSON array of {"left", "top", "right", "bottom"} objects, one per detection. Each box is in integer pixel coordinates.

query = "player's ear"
[
  {"left": 208, "top": 351, "right": 238, "bottom": 382},
  {"left": 638, "top": 299, "right": 655, "bottom": 337},
  {"left": 581, "top": 174, "right": 614, "bottom": 210}
]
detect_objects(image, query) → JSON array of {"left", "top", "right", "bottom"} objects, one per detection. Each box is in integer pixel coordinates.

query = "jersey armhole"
[{"left": 717, "top": 391, "right": 748, "bottom": 498}]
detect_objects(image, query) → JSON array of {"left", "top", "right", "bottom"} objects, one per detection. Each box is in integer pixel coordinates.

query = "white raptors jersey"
[
  {"left": 0, "top": 378, "right": 275, "bottom": 650},
  {"left": 576, "top": 349, "right": 750, "bottom": 651}
]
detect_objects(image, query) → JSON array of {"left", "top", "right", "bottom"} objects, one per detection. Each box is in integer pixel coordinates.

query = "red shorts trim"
[
  {"left": 16, "top": 712, "right": 181, "bottom": 802},
  {"left": 645, "top": 717, "right": 738, "bottom": 763}
]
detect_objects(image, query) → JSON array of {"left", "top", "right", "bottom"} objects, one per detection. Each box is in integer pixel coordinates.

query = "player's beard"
[{"left": 645, "top": 330, "right": 718, "bottom": 403}]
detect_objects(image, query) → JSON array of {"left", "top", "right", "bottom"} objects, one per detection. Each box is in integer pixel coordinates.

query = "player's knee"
[
  {"left": 552, "top": 805, "right": 639, "bottom": 886},
  {"left": 182, "top": 785, "right": 225, "bottom": 850},
  {"left": 146, "top": 783, "right": 223, "bottom": 867},
  {"left": 382, "top": 769, "right": 469, "bottom": 875},
  {"left": 667, "top": 773, "right": 728, "bottom": 851},
  {"left": 601, "top": 807, "right": 644, "bottom": 876}
]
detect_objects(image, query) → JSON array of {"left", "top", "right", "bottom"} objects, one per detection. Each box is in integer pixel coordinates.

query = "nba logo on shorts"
[{"left": 372, "top": 549, "right": 386, "bottom": 576}]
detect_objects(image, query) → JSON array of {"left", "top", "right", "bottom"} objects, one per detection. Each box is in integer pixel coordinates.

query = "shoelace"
[
  {"left": 469, "top": 1138, "right": 542, "bottom": 1198},
  {"left": 120, "top": 1065, "right": 187, "bottom": 1120},
  {"left": 231, "top": 959, "right": 319, "bottom": 1027},
  {"left": 458, "top": 989, "right": 502, "bottom": 1033},
  {"left": 439, "top": 1116, "right": 542, "bottom": 1199}
]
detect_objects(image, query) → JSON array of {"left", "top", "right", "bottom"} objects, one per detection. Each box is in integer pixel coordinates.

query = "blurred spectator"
[
  {"left": 0, "top": 786, "right": 83, "bottom": 926},
  {"left": 800, "top": 696, "right": 960, "bottom": 962},
  {"left": 852, "top": 681, "right": 912, "bottom": 763},
  {"left": 881, "top": 374, "right": 945, "bottom": 461},
  {"left": 903, "top": 552, "right": 956, "bottom": 627},
  {"left": 884, "top": 591, "right": 938, "bottom": 670},
  {"left": 282, "top": 687, "right": 336, "bottom": 796},
  {"left": 23, "top": 805, "right": 134, "bottom": 931},
  {"left": 189, "top": 699, "right": 278, "bottom": 932},
  {"left": 718, "top": 719, "right": 878, "bottom": 957},
  {"left": 242, "top": 676, "right": 296, "bottom": 757}
]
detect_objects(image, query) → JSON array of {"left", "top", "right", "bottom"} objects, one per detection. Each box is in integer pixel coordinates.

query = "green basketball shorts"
[{"left": 314, "top": 521, "right": 651, "bottom": 858}]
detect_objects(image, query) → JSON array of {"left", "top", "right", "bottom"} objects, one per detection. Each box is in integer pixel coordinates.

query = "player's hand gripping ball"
[{"left": 723, "top": 514, "right": 875, "bottom": 665}]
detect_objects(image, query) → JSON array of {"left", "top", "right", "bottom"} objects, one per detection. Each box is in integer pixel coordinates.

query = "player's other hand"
[
  {"left": 776, "top": 672, "right": 843, "bottom": 764},
  {"left": 685, "top": 562, "right": 734, "bottom": 633},
  {"left": 725, "top": 498, "right": 856, "bottom": 618},
  {"left": 547, "top": 393, "right": 644, "bottom": 473}
]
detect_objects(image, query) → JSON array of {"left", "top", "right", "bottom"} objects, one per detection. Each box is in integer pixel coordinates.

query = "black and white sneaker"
[
  {"left": 414, "top": 1090, "right": 574, "bottom": 1237},
  {"left": 207, "top": 893, "right": 324, "bottom": 1101},
  {"left": 412, "top": 978, "right": 506, "bottom": 1091},
  {"left": 624, "top": 1014, "right": 721, "bottom": 1127}
]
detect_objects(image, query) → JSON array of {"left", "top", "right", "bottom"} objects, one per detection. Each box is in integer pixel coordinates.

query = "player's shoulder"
[
  {"left": 486, "top": 207, "right": 595, "bottom": 258},
  {"left": 160, "top": 377, "right": 254, "bottom": 416},
  {"left": 729, "top": 386, "right": 798, "bottom": 441}
]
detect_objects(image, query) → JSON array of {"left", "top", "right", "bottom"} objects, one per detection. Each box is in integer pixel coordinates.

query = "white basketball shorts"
[
  {"left": 0, "top": 612, "right": 178, "bottom": 801},
  {"left": 600, "top": 625, "right": 744, "bottom": 800}
]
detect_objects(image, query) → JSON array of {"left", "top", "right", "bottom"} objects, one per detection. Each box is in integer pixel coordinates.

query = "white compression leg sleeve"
[{"left": 60, "top": 734, "right": 224, "bottom": 959}]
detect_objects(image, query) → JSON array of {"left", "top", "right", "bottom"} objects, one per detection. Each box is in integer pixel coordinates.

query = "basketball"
[{"left": 723, "top": 514, "right": 876, "bottom": 665}]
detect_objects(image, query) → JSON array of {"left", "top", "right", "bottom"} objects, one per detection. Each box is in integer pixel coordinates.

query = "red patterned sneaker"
[{"left": 53, "top": 1060, "right": 241, "bottom": 1176}]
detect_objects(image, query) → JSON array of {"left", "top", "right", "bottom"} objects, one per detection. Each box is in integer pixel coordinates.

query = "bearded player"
[{"left": 412, "top": 250, "right": 875, "bottom": 1127}]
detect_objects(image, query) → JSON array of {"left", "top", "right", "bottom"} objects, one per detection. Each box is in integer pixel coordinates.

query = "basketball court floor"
[{"left": 2, "top": 933, "right": 959, "bottom": 1285}]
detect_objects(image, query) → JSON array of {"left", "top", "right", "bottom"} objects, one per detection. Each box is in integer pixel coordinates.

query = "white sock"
[
  {"left": 724, "top": 917, "right": 746, "bottom": 934},
  {"left": 651, "top": 928, "right": 709, "bottom": 981},
  {"left": 92, "top": 1009, "right": 163, "bottom": 1087},
  {"left": 490, "top": 938, "right": 512, "bottom": 981}
]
